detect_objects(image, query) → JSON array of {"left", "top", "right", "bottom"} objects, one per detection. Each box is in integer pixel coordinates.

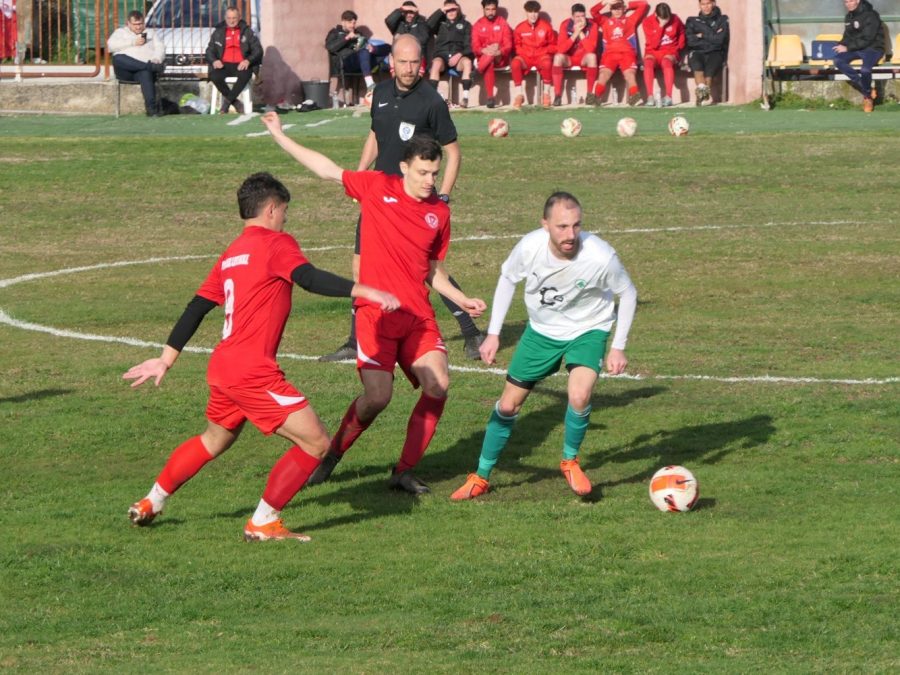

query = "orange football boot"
[
  {"left": 450, "top": 473, "right": 490, "bottom": 501},
  {"left": 128, "top": 498, "right": 159, "bottom": 526},
  {"left": 560, "top": 458, "right": 592, "bottom": 496},
  {"left": 243, "top": 518, "right": 311, "bottom": 542}
]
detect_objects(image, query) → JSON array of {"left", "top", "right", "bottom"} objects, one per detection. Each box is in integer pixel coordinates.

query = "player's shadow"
[{"left": 0, "top": 388, "right": 73, "bottom": 404}]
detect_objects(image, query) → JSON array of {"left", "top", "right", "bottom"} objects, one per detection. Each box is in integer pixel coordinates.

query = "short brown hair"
[{"left": 524, "top": 1, "right": 541, "bottom": 11}]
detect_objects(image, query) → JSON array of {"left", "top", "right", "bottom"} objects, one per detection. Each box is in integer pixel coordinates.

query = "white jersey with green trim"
[{"left": 499, "top": 228, "right": 634, "bottom": 341}]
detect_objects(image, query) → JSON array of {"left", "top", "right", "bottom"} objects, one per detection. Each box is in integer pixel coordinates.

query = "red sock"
[
  {"left": 628, "top": 85, "right": 639, "bottom": 96},
  {"left": 643, "top": 58, "right": 656, "bottom": 94},
  {"left": 396, "top": 394, "right": 446, "bottom": 473},
  {"left": 156, "top": 435, "right": 215, "bottom": 494},
  {"left": 661, "top": 58, "right": 675, "bottom": 97},
  {"left": 262, "top": 446, "right": 320, "bottom": 511},
  {"left": 552, "top": 65, "right": 564, "bottom": 95},
  {"left": 594, "top": 82, "right": 606, "bottom": 97},
  {"left": 585, "top": 66, "right": 598, "bottom": 92},
  {"left": 330, "top": 397, "right": 372, "bottom": 456}
]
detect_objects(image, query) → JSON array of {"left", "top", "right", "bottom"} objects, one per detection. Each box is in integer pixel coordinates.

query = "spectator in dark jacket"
[
  {"left": 326, "top": 10, "right": 391, "bottom": 104},
  {"left": 427, "top": 1, "right": 474, "bottom": 107},
  {"left": 833, "top": 0, "right": 884, "bottom": 112},
  {"left": 386, "top": 1, "right": 433, "bottom": 57},
  {"left": 205, "top": 6, "right": 262, "bottom": 113},
  {"left": 685, "top": 0, "right": 728, "bottom": 105}
]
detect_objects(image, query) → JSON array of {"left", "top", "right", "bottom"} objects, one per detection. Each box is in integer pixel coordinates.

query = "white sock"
[
  {"left": 462, "top": 90, "right": 469, "bottom": 100},
  {"left": 251, "top": 499, "right": 280, "bottom": 527},
  {"left": 518, "top": 84, "right": 525, "bottom": 96},
  {"left": 364, "top": 75, "right": 374, "bottom": 87},
  {"left": 147, "top": 482, "right": 170, "bottom": 513}
]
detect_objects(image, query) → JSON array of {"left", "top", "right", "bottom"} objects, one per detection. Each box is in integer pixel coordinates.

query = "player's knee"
[
  {"left": 422, "top": 378, "right": 449, "bottom": 399},
  {"left": 568, "top": 392, "right": 591, "bottom": 411}
]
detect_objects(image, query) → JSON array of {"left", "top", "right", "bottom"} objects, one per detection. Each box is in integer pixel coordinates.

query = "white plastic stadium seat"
[{"left": 209, "top": 76, "right": 253, "bottom": 114}]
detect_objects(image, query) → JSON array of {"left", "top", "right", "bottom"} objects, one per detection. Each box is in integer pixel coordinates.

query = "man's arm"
[
  {"left": 107, "top": 27, "right": 133, "bottom": 54},
  {"left": 438, "top": 140, "right": 461, "bottom": 196},
  {"left": 358, "top": 130, "right": 379, "bottom": 171},
  {"left": 261, "top": 112, "right": 344, "bottom": 183},
  {"left": 427, "top": 260, "right": 486, "bottom": 317},
  {"left": 291, "top": 263, "right": 400, "bottom": 311},
  {"left": 480, "top": 274, "right": 517, "bottom": 365}
]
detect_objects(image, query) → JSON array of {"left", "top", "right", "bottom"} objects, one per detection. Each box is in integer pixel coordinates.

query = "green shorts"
[{"left": 506, "top": 323, "right": 609, "bottom": 388}]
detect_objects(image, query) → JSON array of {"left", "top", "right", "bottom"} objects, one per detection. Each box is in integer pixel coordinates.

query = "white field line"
[
  {"left": 227, "top": 111, "right": 259, "bottom": 126},
  {"left": 1, "top": 222, "right": 897, "bottom": 387}
]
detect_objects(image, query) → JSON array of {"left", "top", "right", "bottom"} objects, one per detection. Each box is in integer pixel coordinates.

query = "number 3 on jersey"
[{"left": 222, "top": 278, "right": 235, "bottom": 339}]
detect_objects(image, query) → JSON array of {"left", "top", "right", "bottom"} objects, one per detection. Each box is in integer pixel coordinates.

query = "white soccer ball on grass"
[
  {"left": 616, "top": 117, "right": 637, "bottom": 137},
  {"left": 560, "top": 117, "right": 582, "bottom": 138},
  {"left": 488, "top": 118, "right": 509, "bottom": 137},
  {"left": 668, "top": 115, "right": 690, "bottom": 136},
  {"left": 649, "top": 465, "right": 699, "bottom": 512}
]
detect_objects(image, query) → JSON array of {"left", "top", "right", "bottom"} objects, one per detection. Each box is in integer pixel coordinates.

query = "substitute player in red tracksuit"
[
  {"left": 511, "top": 1, "right": 556, "bottom": 108},
  {"left": 642, "top": 2, "right": 685, "bottom": 107},
  {"left": 124, "top": 172, "right": 399, "bottom": 541},
  {"left": 471, "top": 0, "right": 513, "bottom": 108},
  {"left": 262, "top": 112, "right": 486, "bottom": 495},
  {"left": 552, "top": 3, "right": 599, "bottom": 106},
  {"left": 590, "top": 0, "right": 649, "bottom": 105}
]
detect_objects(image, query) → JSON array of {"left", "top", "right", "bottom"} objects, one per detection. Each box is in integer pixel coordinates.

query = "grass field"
[{"left": 1, "top": 104, "right": 898, "bottom": 672}]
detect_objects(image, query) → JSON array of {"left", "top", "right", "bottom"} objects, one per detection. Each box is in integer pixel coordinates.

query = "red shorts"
[
  {"left": 645, "top": 49, "right": 679, "bottom": 63},
  {"left": 601, "top": 51, "right": 638, "bottom": 72},
  {"left": 355, "top": 305, "right": 446, "bottom": 385},
  {"left": 561, "top": 48, "right": 593, "bottom": 67},
  {"left": 206, "top": 377, "right": 309, "bottom": 435}
]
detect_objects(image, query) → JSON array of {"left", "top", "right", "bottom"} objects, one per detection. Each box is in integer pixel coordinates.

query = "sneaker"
[
  {"left": 219, "top": 100, "right": 230, "bottom": 114},
  {"left": 233, "top": 99, "right": 244, "bottom": 114},
  {"left": 627, "top": 92, "right": 643, "bottom": 106},
  {"left": 541, "top": 91, "right": 552, "bottom": 108},
  {"left": 585, "top": 92, "right": 596, "bottom": 106},
  {"left": 560, "top": 458, "right": 592, "bottom": 496},
  {"left": 450, "top": 473, "right": 490, "bottom": 500},
  {"left": 862, "top": 97, "right": 874, "bottom": 113},
  {"left": 695, "top": 84, "right": 709, "bottom": 106},
  {"left": 661, "top": 96, "right": 673, "bottom": 107},
  {"left": 463, "top": 331, "right": 485, "bottom": 360},
  {"left": 318, "top": 342, "right": 356, "bottom": 362},
  {"left": 243, "top": 518, "right": 311, "bottom": 542},
  {"left": 128, "top": 498, "right": 159, "bottom": 526},
  {"left": 388, "top": 469, "right": 430, "bottom": 495},
  {"left": 486, "top": 97, "right": 496, "bottom": 109},
  {"left": 552, "top": 95, "right": 562, "bottom": 107},
  {"left": 460, "top": 97, "right": 469, "bottom": 109},
  {"left": 306, "top": 452, "right": 341, "bottom": 486},
  {"left": 512, "top": 94, "right": 525, "bottom": 110}
]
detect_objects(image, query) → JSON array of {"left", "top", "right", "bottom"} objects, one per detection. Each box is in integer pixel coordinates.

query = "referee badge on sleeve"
[{"left": 399, "top": 122, "right": 416, "bottom": 141}]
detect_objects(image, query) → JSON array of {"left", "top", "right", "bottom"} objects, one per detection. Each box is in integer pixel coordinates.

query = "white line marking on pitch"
[{"left": 1, "top": 255, "right": 896, "bottom": 387}]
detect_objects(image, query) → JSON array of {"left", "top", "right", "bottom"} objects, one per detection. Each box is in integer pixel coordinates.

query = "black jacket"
[
  {"left": 205, "top": 19, "right": 263, "bottom": 71},
  {"left": 685, "top": 6, "right": 729, "bottom": 55},
  {"left": 385, "top": 8, "right": 432, "bottom": 51},
  {"left": 325, "top": 25, "right": 366, "bottom": 74},
  {"left": 840, "top": 0, "right": 883, "bottom": 52},
  {"left": 427, "top": 9, "right": 473, "bottom": 58}
]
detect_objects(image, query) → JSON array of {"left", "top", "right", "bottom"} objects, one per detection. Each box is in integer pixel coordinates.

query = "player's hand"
[
  {"left": 360, "top": 286, "right": 401, "bottom": 312},
  {"left": 237, "top": 59, "right": 250, "bottom": 71},
  {"left": 461, "top": 297, "right": 487, "bottom": 318},
  {"left": 261, "top": 111, "right": 283, "bottom": 135},
  {"left": 834, "top": 44, "right": 847, "bottom": 54},
  {"left": 212, "top": 59, "right": 224, "bottom": 69},
  {"left": 605, "top": 348, "right": 628, "bottom": 376},
  {"left": 123, "top": 358, "right": 170, "bottom": 388},
  {"left": 479, "top": 333, "right": 500, "bottom": 365}
]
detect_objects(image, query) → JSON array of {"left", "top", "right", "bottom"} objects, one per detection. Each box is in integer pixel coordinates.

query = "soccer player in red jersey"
[
  {"left": 590, "top": 0, "right": 650, "bottom": 106},
  {"left": 471, "top": 0, "right": 514, "bottom": 109},
  {"left": 261, "top": 111, "right": 486, "bottom": 495},
  {"left": 123, "top": 172, "right": 399, "bottom": 541},
  {"left": 551, "top": 3, "right": 599, "bottom": 106},
  {"left": 511, "top": 1, "right": 557, "bottom": 108},
  {"left": 641, "top": 3, "right": 685, "bottom": 107}
]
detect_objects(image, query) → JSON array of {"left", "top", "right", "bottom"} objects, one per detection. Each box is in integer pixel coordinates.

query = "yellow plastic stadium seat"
[{"left": 765, "top": 34, "right": 806, "bottom": 68}]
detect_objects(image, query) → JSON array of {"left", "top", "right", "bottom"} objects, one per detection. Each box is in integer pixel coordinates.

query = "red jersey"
[
  {"left": 222, "top": 27, "right": 243, "bottom": 63},
  {"left": 591, "top": 1, "right": 649, "bottom": 55},
  {"left": 471, "top": 15, "right": 513, "bottom": 60},
  {"left": 343, "top": 170, "right": 450, "bottom": 320},
  {"left": 557, "top": 17, "right": 599, "bottom": 57},
  {"left": 514, "top": 18, "right": 556, "bottom": 61},
  {"left": 642, "top": 13, "right": 685, "bottom": 56},
  {"left": 197, "top": 226, "right": 308, "bottom": 386}
]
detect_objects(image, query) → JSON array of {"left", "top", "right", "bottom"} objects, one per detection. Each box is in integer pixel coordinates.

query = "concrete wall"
[{"left": 258, "top": 0, "right": 763, "bottom": 105}]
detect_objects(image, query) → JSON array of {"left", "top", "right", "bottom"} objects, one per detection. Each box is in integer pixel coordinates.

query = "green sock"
[
  {"left": 476, "top": 403, "right": 518, "bottom": 479},
  {"left": 562, "top": 404, "right": 592, "bottom": 460}
]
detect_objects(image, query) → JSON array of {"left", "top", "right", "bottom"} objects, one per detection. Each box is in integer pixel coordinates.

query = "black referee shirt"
[{"left": 370, "top": 77, "right": 458, "bottom": 176}]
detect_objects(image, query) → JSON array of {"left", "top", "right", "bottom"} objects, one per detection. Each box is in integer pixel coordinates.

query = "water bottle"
[
  {"left": 332, "top": 92, "right": 340, "bottom": 109},
  {"left": 570, "top": 85, "right": 577, "bottom": 104}
]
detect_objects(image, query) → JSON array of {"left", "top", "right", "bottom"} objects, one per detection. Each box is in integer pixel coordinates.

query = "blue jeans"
[
  {"left": 833, "top": 48, "right": 883, "bottom": 96},
  {"left": 112, "top": 54, "right": 158, "bottom": 114},
  {"left": 342, "top": 44, "right": 391, "bottom": 77}
]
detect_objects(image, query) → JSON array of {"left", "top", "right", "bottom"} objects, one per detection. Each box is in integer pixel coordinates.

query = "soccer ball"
[
  {"left": 668, "top": 115, "right": 690, "bottom": 136},
  {"left": 649, "top": 465, "right": 699, "bottom": 512},
  {"left": 488, "top": 118, "right": 509, "bottom": 137},
  {"left": 560, "top": 117, "right": 582, "bottom": 138},
  {"left": 616, "top": 117, "right": 637, "bottom": 137}
]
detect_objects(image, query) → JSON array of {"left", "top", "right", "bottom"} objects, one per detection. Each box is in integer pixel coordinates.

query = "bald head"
[
  {"left": 392, "top": 34, "right": 423, "bottom": 90},
  {"left": 392, "top": 33, "right": 422, "bottom": 60}
]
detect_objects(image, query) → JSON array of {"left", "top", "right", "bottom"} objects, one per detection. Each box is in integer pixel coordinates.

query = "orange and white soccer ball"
[
  {"left": 616, "top": 117, "right": 637, "bottom": 137},
  {"left": 649, "top": 465, "right": 699, "bottom": 512},
  {"left": 488, "top": 118, "right": 509, "bottom": 137},
  {"left": 668, "top": 115, "right": 690, "bottom": 136},
  {"left": 560, "top": 117, "right": 582, "bottom": 138}
]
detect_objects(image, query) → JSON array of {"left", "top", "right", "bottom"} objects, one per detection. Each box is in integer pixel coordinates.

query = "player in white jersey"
[{"left": 451, "top": 191, "right": 638, "bottom": 500}]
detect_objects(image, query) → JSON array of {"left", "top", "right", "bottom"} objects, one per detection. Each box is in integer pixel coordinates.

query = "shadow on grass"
[{"left": 0, "top": 388, "right": 73, "bottom": 404}]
